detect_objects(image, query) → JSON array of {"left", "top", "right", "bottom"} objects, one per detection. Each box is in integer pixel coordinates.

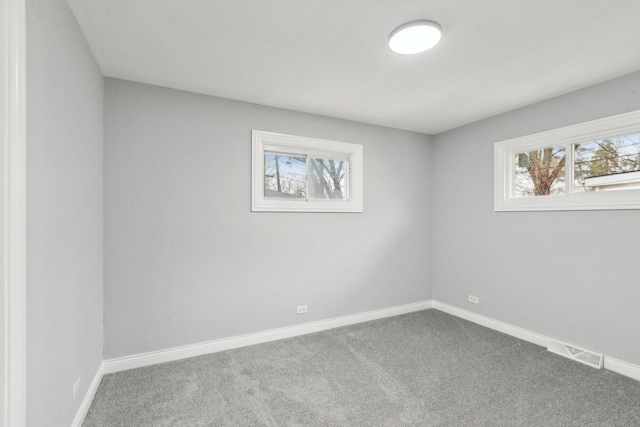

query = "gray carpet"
[{"left": 83, "top": 310, "right": 640, "bottom": 426}]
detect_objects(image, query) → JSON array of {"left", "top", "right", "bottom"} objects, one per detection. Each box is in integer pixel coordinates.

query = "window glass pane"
[
  {"left": 264, "top": 153, "right": 307, "bottom": 199},
  {"left": 574, "top": 132, "right": 640, "bottom": 192},
  {"left": 514, "top": 147, "right": 566, "bottom": 197},
  {"left": 309, "top": 158, "right": 347, "bottom": 200}
]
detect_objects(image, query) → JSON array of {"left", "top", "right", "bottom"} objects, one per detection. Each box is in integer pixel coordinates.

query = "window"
[
  {"left": 495, "top": 110, "right": 640, "bottom": 211},
  {"left": 252, "top": 131, "right": 363, "bottom": 212}
]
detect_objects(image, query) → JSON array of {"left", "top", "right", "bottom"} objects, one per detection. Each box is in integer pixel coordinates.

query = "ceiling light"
[{"left": 388, "top": 20, "right": 442, "bottom": 55}]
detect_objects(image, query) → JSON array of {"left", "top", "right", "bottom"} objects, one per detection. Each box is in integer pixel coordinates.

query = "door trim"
[{"left": 3, "top": 0, "right": 27, "bottom": 425}]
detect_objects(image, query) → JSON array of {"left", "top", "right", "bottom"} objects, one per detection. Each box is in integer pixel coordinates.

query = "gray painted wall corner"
[
  {"left": 432, "top": 70, "right": 640, "bottom": 366},
  {"left": 26, "top": 0, "right": 104, "bottom": 425}
]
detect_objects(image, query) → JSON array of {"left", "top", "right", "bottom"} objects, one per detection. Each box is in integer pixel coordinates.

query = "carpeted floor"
[{"left": 83, "top": 310, "right": 640, "bottom": 426}]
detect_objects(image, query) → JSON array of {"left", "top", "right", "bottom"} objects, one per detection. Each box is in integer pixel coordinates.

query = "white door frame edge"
[{"left": 3, "top": 0, "right": 27, "bottom": 425}]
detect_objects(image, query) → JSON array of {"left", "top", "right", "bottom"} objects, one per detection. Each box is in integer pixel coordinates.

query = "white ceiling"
[{"left": 66, "top": 0, "right": 640, "bottom": 134}]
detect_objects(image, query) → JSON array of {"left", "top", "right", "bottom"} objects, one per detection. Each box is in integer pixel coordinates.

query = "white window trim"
[
  {"left": 495, "top": 109, "right": 640, "bottom": 211},
  {"left": 252, "top": 131, "right": 363, "bottom": 212}
]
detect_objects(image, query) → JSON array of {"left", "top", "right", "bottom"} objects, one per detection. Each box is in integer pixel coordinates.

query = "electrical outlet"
[
  {"left": 296, "top": 305, "right": 308, "bottom": 314},
  {"left": 72, "top": 378, "right": 81, "bottom": 401},
  {"left": 468, "top": 295, "right": 479, "bottom": 304}
]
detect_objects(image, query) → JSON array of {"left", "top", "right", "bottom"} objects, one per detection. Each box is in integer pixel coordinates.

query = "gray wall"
[
  {"left": 104, "top": 78, "right": 433, "bottom": 359},
  {"left": 26, "top": 0, "right": 104, "bottom": 425},
  {"left": 432, "top": 71, "right": 640, "bottom": 366}
]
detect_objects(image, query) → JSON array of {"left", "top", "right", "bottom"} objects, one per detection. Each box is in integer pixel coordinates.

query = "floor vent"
[{"left": 547, "top": 339, "right": 603, "bottom": 369}]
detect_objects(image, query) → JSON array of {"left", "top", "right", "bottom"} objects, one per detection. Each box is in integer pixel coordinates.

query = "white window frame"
[
  {"left": 495, "top": 109, "right": 640, "bottom": 211},
  {"left": 252, "top": 130, "right": 363, "bottom": 212}
]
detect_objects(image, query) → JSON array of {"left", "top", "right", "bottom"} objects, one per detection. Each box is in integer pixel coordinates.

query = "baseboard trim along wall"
[
  {"left": 603, "top": 356, "right": 640, "bottom": 382},
  {"left": 73, "top": 298, "right": 638, "bottom": 425},
  {"left": 432, "top": 301, "right": 550, "bottom": 347},
  {"left": 432, "top": 301, "right": 640, "bottom": 382},
  {"left": 70, "top": 362, "right": 104, "bottom": 427},
  {"left": 102, "top": 300, "right": 434, "bottom": 374}
]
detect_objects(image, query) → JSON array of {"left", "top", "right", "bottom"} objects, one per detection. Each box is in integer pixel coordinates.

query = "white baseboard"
[
  {"left": 100, "top": 298, "right": 640, "bottom": 385},
  {"left": 431, "top": 301, "right": 640, "bottom": 382},
  {"left": 604, "top": 356, "right": 640, "bottom": 382},
  {"left": 103, "top": 300, "right": 434, "bottom": 374},
  {"left": 71, "top": 362, "right": 104, "bottom": 427},
  {"left": 432, "top": 301, "right": 550, "bottom": 347}
]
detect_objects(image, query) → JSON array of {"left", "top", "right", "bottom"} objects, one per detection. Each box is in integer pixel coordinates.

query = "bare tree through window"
[
  {"left": 309, "top": 158, "right": 346, "bottom": 200},
  {"left": 515, "top": 147, "right": 566, "bottom": 197},
  {"left": 264, "top": 154, "right": 347, "bottom": 200},
  {"left": 264, "top": 153, "right": 306, "bottom": 198}
]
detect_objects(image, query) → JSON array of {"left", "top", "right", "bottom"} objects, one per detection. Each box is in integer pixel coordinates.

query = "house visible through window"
[
  {"left": 495, "top": 110, "right": 640, "bottom": 211},
  {"left": 574, "top": 133, "right": 640, "bottom": 192}
]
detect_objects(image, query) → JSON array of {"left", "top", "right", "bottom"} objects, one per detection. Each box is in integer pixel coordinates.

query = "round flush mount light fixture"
[{"left": 388, "top": 20, "right": 442, "bottom": 55}]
